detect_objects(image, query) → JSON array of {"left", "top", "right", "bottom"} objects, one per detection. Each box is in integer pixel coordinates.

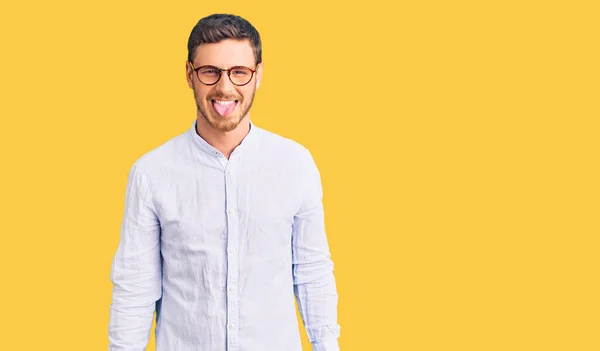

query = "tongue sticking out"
[{"left": 213, "top": 101, "right": 237, "bottom": 117}]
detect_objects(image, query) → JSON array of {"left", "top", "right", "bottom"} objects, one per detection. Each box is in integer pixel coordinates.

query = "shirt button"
[
  {"left": 228, "top": 286, "right": 236, "bottom": 292},
  {"left": 228, "top": 248, "right": 235, "bottom": 253},
  {"left": 228, "top": 324, "right": 235, "bottom": 330},
  {"left": 227, "top": 208, "right": 236, "bottom": 214}
]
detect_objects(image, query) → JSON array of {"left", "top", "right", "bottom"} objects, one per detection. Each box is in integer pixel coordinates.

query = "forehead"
[{"left": 194, "top": 39, "right": 255, "bottom": 67}]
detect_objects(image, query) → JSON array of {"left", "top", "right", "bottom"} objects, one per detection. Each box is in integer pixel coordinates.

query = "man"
[{"left": 108, "top": 14, "right": 341, "bottom": 351}]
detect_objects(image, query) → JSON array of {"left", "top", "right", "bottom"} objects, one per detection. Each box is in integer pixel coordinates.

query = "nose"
[{"left": 214, "top": 70, "right": 236, "bottom": 93}]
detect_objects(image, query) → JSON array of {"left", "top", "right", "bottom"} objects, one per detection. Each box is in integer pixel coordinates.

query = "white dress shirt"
[{"left": 108, "top": 120, "right": 340, "bottom": 351}]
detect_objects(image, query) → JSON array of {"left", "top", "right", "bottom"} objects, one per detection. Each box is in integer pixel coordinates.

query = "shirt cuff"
[{"left": 312, "top": 337, "right": 340, "bottom": 351}]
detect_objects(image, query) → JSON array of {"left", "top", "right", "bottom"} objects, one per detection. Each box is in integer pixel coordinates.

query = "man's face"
[{"left": 186, "top": 39, "right": 262, "bottom": 133}]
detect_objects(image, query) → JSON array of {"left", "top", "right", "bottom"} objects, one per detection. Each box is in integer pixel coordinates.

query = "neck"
[{"left": 195, "top": 115, "right": 251, "bottom": 159}]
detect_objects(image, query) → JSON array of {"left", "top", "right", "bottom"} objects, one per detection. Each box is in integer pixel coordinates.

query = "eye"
[
  {"left": 232, "top": 68, "right": 250, "bottom": 76},
  {"left": 200, "top": 68, "right": 219, "bottom": 75}
]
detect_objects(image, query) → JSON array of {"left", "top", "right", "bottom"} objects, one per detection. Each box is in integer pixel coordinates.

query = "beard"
[{"left": 194, "top": 83, "right": 256, "bottom": 133}]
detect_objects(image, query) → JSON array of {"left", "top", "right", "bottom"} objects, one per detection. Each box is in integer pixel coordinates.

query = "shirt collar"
[{"left": 188, "top": 118, "right": 259, "bottom": 157}]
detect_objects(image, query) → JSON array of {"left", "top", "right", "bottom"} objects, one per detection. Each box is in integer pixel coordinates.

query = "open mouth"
[{"left": 211, "top": 99, "right": 238, "bottom": 117}]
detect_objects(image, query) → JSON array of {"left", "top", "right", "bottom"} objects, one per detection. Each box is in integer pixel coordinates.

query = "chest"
[{"left": 152, "top": 162, "right": 302, "bottom": 253}]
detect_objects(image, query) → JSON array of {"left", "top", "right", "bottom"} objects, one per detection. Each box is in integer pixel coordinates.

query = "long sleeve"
[
  {"left": 108, "top": 161, "right": 162, "bottom": 351},
  {"left": 292, "top": 150, "right": 341, "bottom": 351}
]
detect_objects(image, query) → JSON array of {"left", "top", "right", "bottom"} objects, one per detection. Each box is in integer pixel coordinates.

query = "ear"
[
  {"left": 185, "top": 60, "right": 194, "bottom": 89},
  {"left": 255, "top": 62, "right": 263, "bottom": 90}
]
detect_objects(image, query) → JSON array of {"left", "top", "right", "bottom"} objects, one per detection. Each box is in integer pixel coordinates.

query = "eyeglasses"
[{"left": 189, "top": 61, "right": 258, "bottom": 86}]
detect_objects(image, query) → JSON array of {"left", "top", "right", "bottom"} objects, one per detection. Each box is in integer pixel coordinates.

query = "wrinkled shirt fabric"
[{"left": 108, "top": 120, "right": 340, "bottom": 351}]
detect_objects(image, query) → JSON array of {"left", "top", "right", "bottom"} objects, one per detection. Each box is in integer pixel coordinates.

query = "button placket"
[{"left": 224, "top": 160, "right": 239, "bottom": 350}]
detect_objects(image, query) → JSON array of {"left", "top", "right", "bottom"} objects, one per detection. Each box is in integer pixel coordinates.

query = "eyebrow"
[{"left": 194, "top": 63, "right": 257, "bottom": 69}]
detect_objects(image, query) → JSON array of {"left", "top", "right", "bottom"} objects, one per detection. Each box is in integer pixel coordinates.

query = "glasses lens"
[
  {"left": 198, "top": 66, "right": 220, "bottom": 85},
  {"left": 229, "top": 67, "right": 253, "bottom": 85}
]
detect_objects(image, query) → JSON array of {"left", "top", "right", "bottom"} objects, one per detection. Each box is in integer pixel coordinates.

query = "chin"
[
  {"left": 208, "top": 114, "right": 242, "bottom": 133},
  {"left": 197, "top": 99, "right": 247, "bottom": 133}
]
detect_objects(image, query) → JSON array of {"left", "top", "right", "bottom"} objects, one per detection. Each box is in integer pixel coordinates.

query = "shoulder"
[
  {"left": 128, "top": 129, "right": 190, "bottom": 178},
  {"left": 253, "top": 126, "right": 323, "bottom": 204},
  {"left": 254, "top": 126, "right": 315, "bottom": 166}
]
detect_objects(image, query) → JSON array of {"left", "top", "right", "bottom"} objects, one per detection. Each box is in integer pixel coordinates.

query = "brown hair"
[{"left": 187, "top": 14, "right": 262, "bottom": 65}]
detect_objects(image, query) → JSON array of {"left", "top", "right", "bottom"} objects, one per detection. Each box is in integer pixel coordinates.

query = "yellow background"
[{"left": 1, "top": 0, "right": 598, "bottom": 350}]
